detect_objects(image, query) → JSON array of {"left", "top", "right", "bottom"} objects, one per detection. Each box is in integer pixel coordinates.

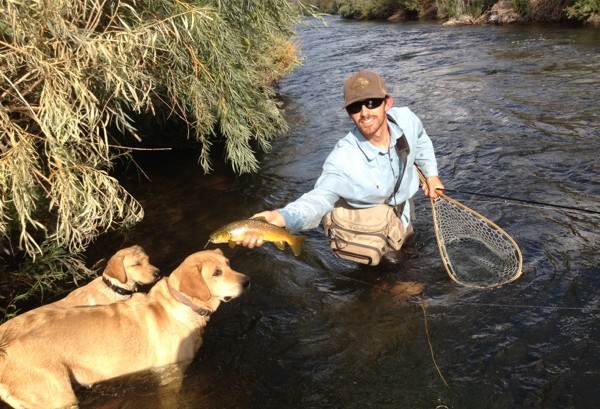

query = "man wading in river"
[{"left": 241, "top": 70, "right": 444, "bottom": 265}]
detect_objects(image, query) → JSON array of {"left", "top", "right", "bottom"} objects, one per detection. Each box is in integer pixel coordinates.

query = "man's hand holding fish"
[
  {"left": 239, "top": 211, "right": 286, "bottom": 248},
  {"left": 208, "top": 213, "right": 304, "bottom": 256}
]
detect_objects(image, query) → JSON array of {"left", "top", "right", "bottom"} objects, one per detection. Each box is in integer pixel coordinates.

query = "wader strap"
[
  {"left": 386, "top": 114, "right": 410, "bottom": 206},
  {"left": 393, "top": 198, "right": 415, "bottom": 221},
  {"left": 394, "top": 201, "right": 406, "bottom": 217}
]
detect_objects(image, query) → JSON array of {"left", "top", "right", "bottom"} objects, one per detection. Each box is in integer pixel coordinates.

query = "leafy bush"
[
  {"left": 307, "top": 0, "right": 342, "bottom": 14},
  {"left": 512, "top": 0, "right": 530, "bottom": 14},
  {"left": 526, "top": 0, "right": 574, "bottom": 21},
  {"left": 436, "top": 0, "right": 484, "bottom": 17},
  {"left": 567, "top": 0, "right": 600, "bottom": 19},
  {"left": 309, "top": 0, "right": 595, "bottom": 21},
  {"left": 338, "top": 0, "right": 404, "bottom": 19},
  {"left": 0, "top": 0, "right": 303, "bottom": 313}
]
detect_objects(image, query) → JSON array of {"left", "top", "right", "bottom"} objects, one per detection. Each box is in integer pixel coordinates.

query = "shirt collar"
[{"left": 351, "top": 117, "right": 404, "bottom": 161}]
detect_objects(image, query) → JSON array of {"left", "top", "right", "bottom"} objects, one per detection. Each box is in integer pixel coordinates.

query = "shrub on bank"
[
  {"left": 0, "top": 0, "right": 304, "bottom": 319},
  {"left": 567, "top": 0, "right": 600, "bottom": 23},
  {"left": 436, "top": 0, "right": 491, "bottom": 19},
  {"left": 307, "top": 0, "right": 600, "bottom": 23}
]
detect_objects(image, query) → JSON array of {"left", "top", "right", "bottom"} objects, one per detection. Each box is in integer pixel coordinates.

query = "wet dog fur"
[
  {"left": 53, "top": 245, "right": 160, "bottom": 307},
  {"left": 0, "top": 249, "right": 249, "bottom": 409}
]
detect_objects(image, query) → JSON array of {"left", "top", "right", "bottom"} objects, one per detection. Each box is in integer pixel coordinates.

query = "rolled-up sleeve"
[{"left": 279, "top": 170, "right": 351, "bottom": 233}]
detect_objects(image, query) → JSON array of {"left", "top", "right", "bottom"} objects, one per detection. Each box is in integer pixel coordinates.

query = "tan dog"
[
  {"left": 0, "top": 249, "right": 249, "bottom": 409},
  {"left": 52, "top": 245, "right": 160, "bottom": 307}
]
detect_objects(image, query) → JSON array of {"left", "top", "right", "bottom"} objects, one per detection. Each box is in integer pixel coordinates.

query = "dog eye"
[{"left": 213, "top": 269, "right": 223, "bottom": 277}]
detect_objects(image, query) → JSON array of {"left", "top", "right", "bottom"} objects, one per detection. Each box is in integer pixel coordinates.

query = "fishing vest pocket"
[{"left": 322, "top": 200, "right": 407, "bottom": 266}]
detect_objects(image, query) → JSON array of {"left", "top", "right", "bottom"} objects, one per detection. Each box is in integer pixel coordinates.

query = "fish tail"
[{"left": 290, "top": 235, "right": 305, "bottom": 257}]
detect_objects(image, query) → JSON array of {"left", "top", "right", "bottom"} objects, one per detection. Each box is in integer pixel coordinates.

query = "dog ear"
[
  {"left": 104, "top": 252, "right": 128, "bottom": 284},
  {"left": 179, "top": 263, "right": 211, "bottom": 302}
]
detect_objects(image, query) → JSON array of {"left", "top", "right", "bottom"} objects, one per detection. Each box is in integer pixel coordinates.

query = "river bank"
[
  {"left": 437, "top": 0, "right": 600, "bottom": 26},
  {"left": 307, "top": 0, "right": 600, "bottom": 28}
]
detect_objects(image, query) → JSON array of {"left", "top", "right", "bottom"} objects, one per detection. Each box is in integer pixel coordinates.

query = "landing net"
[
  {"left": 431, "top": 194, "right": 523, "bottom": 288},
  {"left": 419, "top": 170, "right": 523, "bottom": 288}
]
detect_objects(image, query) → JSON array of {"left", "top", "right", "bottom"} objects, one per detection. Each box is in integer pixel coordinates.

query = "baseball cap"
[{"left": 343, "top": 71, "right": 388, "bottom": 108}]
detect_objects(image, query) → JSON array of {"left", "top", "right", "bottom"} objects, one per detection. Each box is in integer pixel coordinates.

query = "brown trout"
[{"left": 208, "top": 218, "right": 305, "bottom": 256}]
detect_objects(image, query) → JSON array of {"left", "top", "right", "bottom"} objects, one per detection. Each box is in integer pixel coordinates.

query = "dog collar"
[
  {"left": 102, "top": 276, "right": 134, "bottom": 296},
  {"left": 167, "top": 283, "right": 212, "bottom": 317}
]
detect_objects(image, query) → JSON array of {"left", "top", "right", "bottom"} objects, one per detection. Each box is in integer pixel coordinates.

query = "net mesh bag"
[
  {"left": 418, "top": 168, "right": 523, "bottom": 288},
  {"left": 430, "top": 195, "right": 523, "bottom": 288}
]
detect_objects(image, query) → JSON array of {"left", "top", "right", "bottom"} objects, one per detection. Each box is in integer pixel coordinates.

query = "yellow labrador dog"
[
  {"left": 0, "top": 245, "right": 159, "bottom": 333},
  {"left": 52, "top": 245, "right": 160, "bottom": 307},
  {"left": 0, "top": 249, "right": 249, "bottom": 409}
]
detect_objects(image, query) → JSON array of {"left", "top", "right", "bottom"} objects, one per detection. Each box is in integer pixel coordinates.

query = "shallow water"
[{"left": 8, "top": 16, "right": 600, "bottom": 409}]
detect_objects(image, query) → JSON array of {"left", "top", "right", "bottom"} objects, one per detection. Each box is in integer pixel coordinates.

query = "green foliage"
[
  {"left": 0, "top": 0, "right": 303, "bottom": 307},
  {"left": 402, "top": 0, "right": 432, "bottom": 17},
  {"left": 568, "top": 0, "right": 600, "bottom": 19},
  {"left": 526, "top": 0, "right": 573, "bottom": 21},
  {"left": 310, "top": 0, "right": 596, "bottom": 21},
  {"left": 512, "top": 0, "right": 530, "bottom": 14},
  {"left": 437, "top": 0, "right": 486, "bottom": 17},
  {"left": 0, "top": 242, "right": 91, "bottom": 322},
  {"left": 303, "top": 0, "right": 341, "bottom": 14},
  {"left": 333, "top": 0, "right": 487, "bottom": 19},
  {"left": 470, "top": 0, "right": 486, "bottom": 16},
  {"left": 337, "top": 0, "right": 404, "bottom": 19}
]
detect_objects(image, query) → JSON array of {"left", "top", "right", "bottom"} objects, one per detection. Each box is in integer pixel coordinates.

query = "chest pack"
[{"left": 322, "top": 118, "right": 412, "bottom": 266}]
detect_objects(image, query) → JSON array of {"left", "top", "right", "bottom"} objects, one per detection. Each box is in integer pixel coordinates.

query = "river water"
[{"left": 33, "top": 16, "right": 600, "bottom": 409}]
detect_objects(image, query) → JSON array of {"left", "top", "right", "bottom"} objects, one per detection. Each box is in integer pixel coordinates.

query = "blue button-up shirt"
[{"left": 279, "top": 106, "right": 439, "bottom": 234}]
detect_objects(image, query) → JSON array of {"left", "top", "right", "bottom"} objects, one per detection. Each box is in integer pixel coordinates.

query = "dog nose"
[{"left": 241, "top": 277, "right": 250, "bottom": 289}]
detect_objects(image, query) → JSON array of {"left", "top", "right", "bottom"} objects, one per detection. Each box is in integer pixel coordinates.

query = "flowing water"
[{"left": 15, "top": 16, "right": 600, "bottom": 409}]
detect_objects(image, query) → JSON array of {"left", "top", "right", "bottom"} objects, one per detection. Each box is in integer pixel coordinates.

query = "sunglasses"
[{"left": 346, "top": 98, "right": 385, "bottom": 115}]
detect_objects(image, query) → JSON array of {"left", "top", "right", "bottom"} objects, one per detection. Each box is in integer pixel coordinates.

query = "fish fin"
[
  {"left": 251, "top": 216, "right": 268, "bottom": 222},
  {"left": 290, "top": 235, "right": 305, "bottom": 257},
  {"left": 228, "top": 241, "right": 237, "bottom": 249},
  {"left": 274, "top": 241, "right": 286, "bottom": 251}
]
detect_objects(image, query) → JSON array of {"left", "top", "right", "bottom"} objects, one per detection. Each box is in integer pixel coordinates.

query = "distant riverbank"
[{"left": 305, "top": 0, "right": 600, "bottom": 27}]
